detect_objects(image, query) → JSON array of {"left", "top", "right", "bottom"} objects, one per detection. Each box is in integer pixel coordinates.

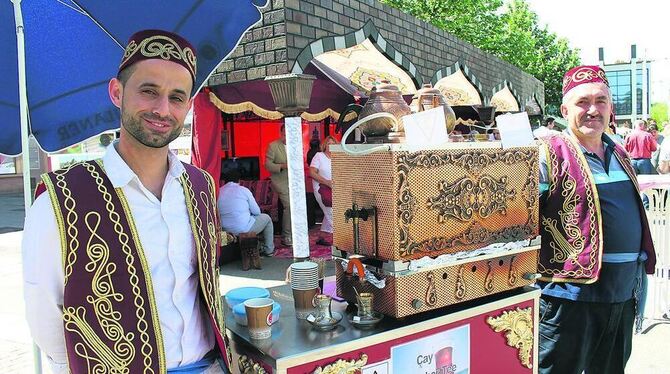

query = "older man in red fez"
[
  {"left": 23, "top": 30, "right": 231, "bottom": 373},
  {"left": 535, "top": 65, "right": 656, "bottom": 373}
]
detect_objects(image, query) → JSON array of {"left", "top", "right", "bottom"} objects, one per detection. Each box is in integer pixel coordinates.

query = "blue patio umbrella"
[
  {"left": 0, "top": 0, "right": 268, "bottom": 156},
  {"left": 2, "top": 1, "right": 267, "bottom": 372}
]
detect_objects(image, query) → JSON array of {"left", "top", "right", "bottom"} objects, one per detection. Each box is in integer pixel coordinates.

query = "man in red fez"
[
  {"left": 535, "top": 65, "right": 656, "bottom": 373},
  {"left": 23, "top": 30, "right": 231, "bottom": 373}
]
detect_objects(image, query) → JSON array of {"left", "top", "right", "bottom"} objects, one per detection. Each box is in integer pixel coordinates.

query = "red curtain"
[{"left": 191, "top": 90, "right": 222, "bottom": 193}]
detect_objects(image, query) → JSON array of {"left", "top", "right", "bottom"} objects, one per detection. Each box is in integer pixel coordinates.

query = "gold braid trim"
[
  {"left": 538, "top": 136, "right": 603, "bottom": 282},
  {"left": 203, "top": 173, "right": 227, "bottom": 330},
  {"left": 41, "top": 173, "right": 70, "bottom": 279},
  {"left": 209, "top": 92, "right": 283, "bottom": 120},
  {"left": 208, "top": 92, "right": 357, "bottom": 122},
  {"left": 51, "top": 161, "right": 164, "bottom": 373},
  {"left": 90, "top": 161, "right": 165, "bottom": 373},
  {"left": 121, "top": 35, "right": 196, "bottom": 78},
  {"left": 46, "top": 163, "right": 81, "bottom": 285},
  {"left": 115, "top": 189, "right": 166, "bottom": 373},
  {"left": 181, "top": 171, "right": 222, "bottom": 330}
]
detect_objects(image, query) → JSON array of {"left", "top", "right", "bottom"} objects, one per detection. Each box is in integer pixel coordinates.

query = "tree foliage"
[
  {"left": 379, "top": 0, "right": 581, "bottom": 115},
  {"left": 650, "top": 102, "right": 668, "bottom": 127}
]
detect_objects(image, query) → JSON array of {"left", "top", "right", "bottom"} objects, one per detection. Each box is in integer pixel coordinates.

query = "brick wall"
[{"left": 209, "top": 0, "right": 545, "bottom": 108}]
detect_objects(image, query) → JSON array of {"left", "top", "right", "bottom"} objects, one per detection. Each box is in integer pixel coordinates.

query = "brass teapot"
[
  {"left": 337, "top": 81, "right": 412, "bottom": 143},
  {"left": 410, "top": 84, "right": 457, "bottom": 133}
]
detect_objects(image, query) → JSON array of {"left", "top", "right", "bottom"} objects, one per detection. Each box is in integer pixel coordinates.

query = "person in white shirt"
[
  {"left": 657, "top": 136, "right": 670, "bottom": 174},
  {"left": 22, "top": 30, "right": 229, "bottom": 373},
  {"left": 217, "top": 169, "right": 274, "bottom": 256},
  {"left": 533, "top": 117, "right": 560, "bottom": 138},
  {"left": 310, "top": 136, "right": 337, "bottom": 245}
]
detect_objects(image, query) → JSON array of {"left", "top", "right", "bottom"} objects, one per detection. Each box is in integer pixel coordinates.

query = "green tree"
[
  {"left": 650, "top": 102, "right": 668, "bottom": 129},
  {"left": 379, "top": 0, "right": 581, "bottom": 115}
]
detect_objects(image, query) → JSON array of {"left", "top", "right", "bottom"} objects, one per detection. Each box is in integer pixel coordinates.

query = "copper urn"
[
  {"left": 410, "top": 84, "right": 457, "bottom": 133},
  {"left": 339, "top": 81, "right": 412, "bottom": 143}
]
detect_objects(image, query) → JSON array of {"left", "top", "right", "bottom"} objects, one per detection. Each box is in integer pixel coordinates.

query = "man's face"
[
  {"left": 560, "top": 82, "right": 612, "bottom": 140},
  {"left": 109, "top": 59, "right": 193, "bottom": 149},
  {"left": 547, "top": 121, "right": 555, "bottom": 129},
  {"left": 280, "top": 127, "right": 286, "bottom": 144}
]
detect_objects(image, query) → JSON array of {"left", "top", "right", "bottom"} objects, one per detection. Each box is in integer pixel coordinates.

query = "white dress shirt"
[
  {"left": 22, "top": 143, "right": 214, "bottom": 373},
  {"left": 217, "top": 182, "right": 260, "bottom": 235}
]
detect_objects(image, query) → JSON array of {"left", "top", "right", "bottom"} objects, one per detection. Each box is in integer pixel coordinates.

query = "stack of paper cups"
[{"left": 290, "top": 262, "right": 319, "bottom": 319}]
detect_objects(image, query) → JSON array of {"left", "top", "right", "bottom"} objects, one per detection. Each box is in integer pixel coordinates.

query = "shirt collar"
[{"left": 102, "top": 140, "right": 185, "bottom": 188}]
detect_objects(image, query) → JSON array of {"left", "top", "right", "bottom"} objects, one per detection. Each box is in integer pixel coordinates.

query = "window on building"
[
  {"left": 606, "top": 70, "right": 632, "bottom": 116},
  {"left": 636, "top": 68, "right": 650, "bottom": 115}
]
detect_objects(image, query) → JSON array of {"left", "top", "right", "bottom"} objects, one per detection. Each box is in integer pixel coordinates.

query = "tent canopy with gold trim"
[{"left": 209, "top": 38, "right": 419, "bottom": 122}]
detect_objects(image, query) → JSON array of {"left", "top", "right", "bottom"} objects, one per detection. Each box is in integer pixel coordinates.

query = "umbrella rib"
[
  {"left": 32, "top": 80, "right": 110, "bottom": 110},
  {"left": 69, "top": 0, "right": 124, "bottom": 49},
  {"left": 174, "top": 0, "right": 204, "bottom": 32},
  {"left": 0, "top": 100, "right": 19, "bottom": 108},
  {"left": 55, "top": 0, "right": 86, "bottom": 15}
]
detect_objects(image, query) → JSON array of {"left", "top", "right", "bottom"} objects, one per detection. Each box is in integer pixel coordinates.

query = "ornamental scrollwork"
[
  {"left": 425, "top": 272, "right": 437, "bottom": 307},
  {"left": 427, "top": 175, "right": 515, "bottom": 222},
  {"left": 239, "top": 355, "right": 268, "bottom": 374},
  {"left": 396, "top": 149, "right": 537, "bottom": 259},
  {"left": 312, "top": 354, "right": 368, "bottom": 374},
  {"left": 401, "top": 222, "right": 534, "bottom": 258},
  {"left": 486, "top": 307, "right": 534, "bottom": 369}
]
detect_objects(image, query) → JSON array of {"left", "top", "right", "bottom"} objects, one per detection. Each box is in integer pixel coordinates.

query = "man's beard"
[{"left": 121, "top": 110, "right": 182, "bottom": 149}]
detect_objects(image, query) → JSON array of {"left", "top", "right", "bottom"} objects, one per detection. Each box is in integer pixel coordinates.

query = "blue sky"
[{"left": 525, "top": 0, "right": 670, "bottom": 102}]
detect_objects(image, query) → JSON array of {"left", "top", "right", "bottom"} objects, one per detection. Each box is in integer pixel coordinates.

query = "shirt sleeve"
[
  {"left": 660, "top": 141, "right": 670, "bottom": 162},
  {"left": 649, "top": 134, "right": 658, "bottom": 152},
  {"left": 264, "top": 142, "right": 282, "bottom": 174},
  {"left": 245, "top": 187, "right": 261, "bottom": 216},
  {"left": 22, "top": 193, "right": 68, "bottom": 373},
  {"left": 310, "top": 152, "right": 322, "bottom": 170}
]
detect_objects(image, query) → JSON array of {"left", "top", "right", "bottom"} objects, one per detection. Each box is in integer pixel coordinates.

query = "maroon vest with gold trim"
[
  {"left": 538, "top": 134, "right": 656, "bottom": 283},
  {"left": 38, "top": 160, "right": 231, "bottom": 373}
]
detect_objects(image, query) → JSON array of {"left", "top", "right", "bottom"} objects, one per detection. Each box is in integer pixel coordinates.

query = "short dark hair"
[
  {"left": 545, "top": 117, "right": 555, "bottom": 125},
  {"left": 222, "top": 168, "right": 241, "bottom": 183},
  {"left": 116, "top": 65, "right": 137, "bottom": 86}
]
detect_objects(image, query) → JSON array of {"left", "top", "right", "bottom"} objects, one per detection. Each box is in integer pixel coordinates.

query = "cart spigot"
[
  {"left": 344, "top": 204, "right": 378, "bottom": 256},
  {"left": 345, "top": 257, "right": 366, "bottom": 282}
]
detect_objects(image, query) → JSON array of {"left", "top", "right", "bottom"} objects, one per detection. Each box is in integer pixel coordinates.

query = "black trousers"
[{"left": 538, "top": 295, "right": 634, "bottom": 374}]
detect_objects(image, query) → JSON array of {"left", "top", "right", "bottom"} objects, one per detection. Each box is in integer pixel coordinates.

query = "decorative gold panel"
[
  {"left": 332, "top": 146, "right": 539, "bottom": 261},
  {"left": 239, "top": 355, "right": 268, "bottom": 374},
  {"left": 312, "top": 354, "right": 368, "bottom": 374},
  {"left": 335, "top": 248, "right": 538, "bottom": 318},
  {"left": 487, "top": 307, "right": 534, "bottom": 369}
]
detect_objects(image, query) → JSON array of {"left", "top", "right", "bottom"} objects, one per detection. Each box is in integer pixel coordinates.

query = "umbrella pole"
[{"left": 12, "top": 1, "right": 43, "bottom": 374}]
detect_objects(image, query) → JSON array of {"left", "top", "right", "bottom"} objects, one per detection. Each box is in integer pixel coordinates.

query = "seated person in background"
[
  {"left": 533, "top": 117, "right": 560, "bottom": 138},
  {"left": 218, "top": 169, "right": 275, "bottom": 256}
]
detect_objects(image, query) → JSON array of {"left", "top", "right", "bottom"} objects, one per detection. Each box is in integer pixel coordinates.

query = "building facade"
[{"left": 600, "top": 44, "right": 651, "bottom": 125}]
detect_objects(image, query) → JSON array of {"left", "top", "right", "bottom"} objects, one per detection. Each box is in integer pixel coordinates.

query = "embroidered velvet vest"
[
  {"left": 38, "top": 160, "right": 230, "bottom": 373},
  {"left": 538, "top": 134, "right": 656, "bottom": 283}
]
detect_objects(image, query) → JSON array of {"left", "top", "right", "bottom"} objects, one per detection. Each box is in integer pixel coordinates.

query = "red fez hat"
[
  {"left": 562, "top": 65, "right": 609, "bottom": 96},
  {"left": 119, "top": 29, "right": 197, "bottom": 83}
]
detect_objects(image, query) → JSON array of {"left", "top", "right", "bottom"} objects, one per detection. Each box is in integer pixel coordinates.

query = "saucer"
[
  {"left": 348, "top": 311, "right": 384, "bottom": 329},
  {"left": 306, "top": 311, "right": 343, "bottom": 331}
]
